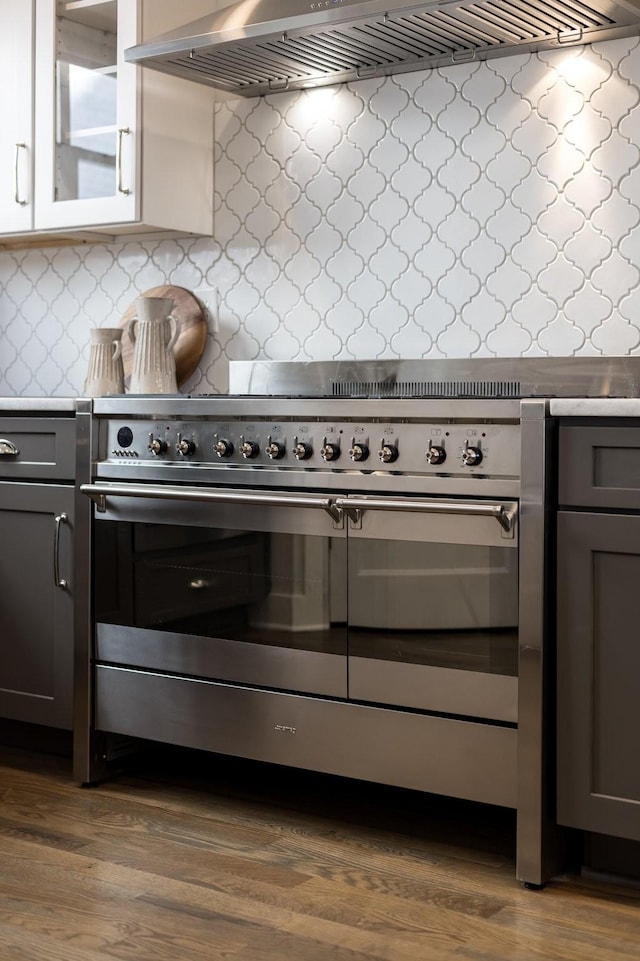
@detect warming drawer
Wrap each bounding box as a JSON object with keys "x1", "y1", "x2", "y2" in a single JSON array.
[{"x1": 95, "y1": 665, "x2": 518, "y2": 809}]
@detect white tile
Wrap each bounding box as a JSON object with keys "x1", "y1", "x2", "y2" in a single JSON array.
[
  {"x1": 537, "y1": 315, "x2": 585, "y2": 354},
  {"x1": 327, "y1": 298, "x2": 366, "y2": 339},
  {"x1": 512, "y1": 172, "x2": 558, "y2": 221},
  {"x1": 435, "y1": 317, "x2": 481, "y2": 356},
  {"x1": 304, "y1": 324, "x2": 344, "y2": 358},
  {"x1": 344, "y1": 323, "x2": 387, "y2": 358},
  {"x1": 326, "y1": 192, "x2": 368, "y2": 234},
  {"x1": 389, "y1": 318, "x2": 433, "y2": 357},
  {"x1": 537, "y1": 198, "x2": 585, "y2": 246},
  {"x1": 512, "y1": 113, "x2": 558, "y2": 164},
  {"x1": 460, "y1": 290, "x2": 506, "y2": 339},
  {"x1": 346, "y1": 272, "x2": 387, "y2": 314},
  {"x1": 591, "y1": 314, "x2": 640, "y2": 353},
  {"x1": 436, "y1": 265, "x2": 481, "y2": 312},
  {"x1": 369, "y1": 244, "x2": 410, "y2": 287},
  {"x1": 511, "y1": 230, "x2": 558, "y2": 274},
  {"x1": 591, "y1": 252, "x2": 640, "y2": 302},
  {"x1": 485, "y1": 317, "x2": 532, "y2": 356},
  {"x1": 438, "y1": 205, "x2": 482, "y2": 257},
  {"x1": 461, "y1": 182, "x2": 506, "y2": 229},
  {"x1": 563, "y1": 224, "x2": 612, "y2": 273},
  {"x1": 304, "y1": 221, "x2": 344, "y2": 263},
  {"x1": 537, "y1": 258, "x2": 585, "y2": 304},
  {"x1": 510, "y1": 288, "x2": 557, "y2": 337},
  {"x1": 461, "y1": 234, "x2": 505, "y2": 282},
  {"x1": 368, "y1": 189, "x2": 409, "y2": 233},
  {"x1": 326, "y1": 245, "x2": 366, "y2": 288},
  {"x1": 565, "y1": 166, "x2": 613, "y2": 218},
  {"x1": 564, "y1": 288, "x2": 612, "y2": 333},
  {"x1": 283, "y1": 249, "x2": 322, "y2": 289},
  {"x1": 592, "y1": 135, "x2": 639, "y2": 184},
  {"x1": 487, "y1": 203, "x2": 532, "y2": 249},
  {"x1": 536, "y1": 79, "x2": 584, "y2": 130},
  {"x1": 485, "y1": 259, "x2": 532, "y2": 309},
  {"x1": 591, "y1": 192, "x2": 640, "y2": 244},
  {"x1": 463, "y1": 121, "x2": 506, "y2": 168}
]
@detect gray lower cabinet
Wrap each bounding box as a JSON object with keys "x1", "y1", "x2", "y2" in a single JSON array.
[
  {"x1": 0, "y1": 480, "x2": 74, "y2": 729},
  {"x1": 557, "y1": 423, "x2": 640, "y2": 842}
]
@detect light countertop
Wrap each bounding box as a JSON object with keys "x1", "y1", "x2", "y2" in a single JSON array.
[
  {"x1": 550, "y1": 398, "x2": 640, "y2": 417},
  {"x1": 0, "y1": 397, "x2": 77, "y2": 413}
]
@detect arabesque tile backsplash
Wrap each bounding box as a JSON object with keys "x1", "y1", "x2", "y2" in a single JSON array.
[{"x1": 3, "y1": 38, "x2": 640, "y2": 396}]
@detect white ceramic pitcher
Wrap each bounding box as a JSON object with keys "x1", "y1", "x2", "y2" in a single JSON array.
[
  {"x1": 83, "y1": 327, "x2": 124, "y2": 397},
  {"x1": 126, "y1": 297, "x2": 181, "y2": 394}
]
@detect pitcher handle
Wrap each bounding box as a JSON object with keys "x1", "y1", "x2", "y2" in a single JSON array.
[
  {"x1": 112, "y1": 338, "x2": 122, "y2": 361},
  {"x1": 126, "y1": 316, "x2": 138, "y2": 344},
  {"x1": 166, "y1": 314, "x2": 180, "y2": 352}
]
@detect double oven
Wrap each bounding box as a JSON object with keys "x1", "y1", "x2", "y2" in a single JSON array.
[{"x1": 75, "y1": 358, "x2": 558, "y2": 886}]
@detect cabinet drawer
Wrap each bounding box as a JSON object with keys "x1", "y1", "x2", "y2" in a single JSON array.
[
  {"x1": 0, "y1": 417, "x2": 75, "y2": 480},
  {"x1": 559, "y1": 425, "x2": 640, "y2": 509}
]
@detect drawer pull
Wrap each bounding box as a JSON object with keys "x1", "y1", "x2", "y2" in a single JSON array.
[
  {"x1": 188, "y1": 577, "x2": 211, "y2": 590},
  {"x1": 0, "y1": 439, "x2": 19, "y2": 456}
]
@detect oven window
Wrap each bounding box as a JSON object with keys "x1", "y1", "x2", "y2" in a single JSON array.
[
  {"x1": 94, "y1": 521, "x2": 347, "y2": 656},
  {"x1": 346, "y1": 538, "x2": 518, "y2": 677}
]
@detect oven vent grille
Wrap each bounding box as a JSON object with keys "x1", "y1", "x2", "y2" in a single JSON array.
[{"x1": 332, "y1": 379, "x2": 522, "y2": 398}]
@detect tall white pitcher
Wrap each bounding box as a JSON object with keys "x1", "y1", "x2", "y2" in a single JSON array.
[
  {"x1": 83, "y1": 327, "x2": 124, "y2": 397},
  {"x1": 127, "y1": 297, "x2": 181, "y2": 394}
]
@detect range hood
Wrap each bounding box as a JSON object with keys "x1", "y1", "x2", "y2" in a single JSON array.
[{"x1": 125, "y1": 0, "x2": 640, "y2": 98}]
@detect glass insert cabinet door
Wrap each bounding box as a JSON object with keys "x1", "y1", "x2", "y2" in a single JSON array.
[
  {"x1": 34, "y1": 0, "x2": 138, "y2": 229},
  {"x1": 0, "y1": 0, "x2": 34, "y2": 233}
]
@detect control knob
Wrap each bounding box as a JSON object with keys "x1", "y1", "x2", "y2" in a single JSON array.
[
  {"x1": 348, "y1": 438, "x2": 369, "y2": 462},
  {"x1": 378, "y1": 440, "x2": 399, "y2": 464},
  {"x1": 426, "y1": 443, "x2": 446, "y2": 465},
  {"x1": 239, "y1": 437, "x2": 260, "y2": 459},
  {"x1": 175, "y1": 433, "x2": 196, "y2": 456},
  {"x1": 461, "y1": 440, "x2": 483, "y2": 467},
  {"x1": 293, "y1": 437, "x2": 313, "y2": 460},
  {"x1": 148, "y1": 433, "x2": 168, "y2": 456},
  {"x1": 265, "y1": 436, "x2": 286, "y2": 460},
  {"x1": 213, "y1": 438, "x2": 234, "y2": 458},
  {"x1": 320, "y1": 438, "x2": 340, "y2": 462}
]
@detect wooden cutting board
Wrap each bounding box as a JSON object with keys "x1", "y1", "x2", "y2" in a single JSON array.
[{"x1": 119, "y1": 285, "x2": 207, "y2": 389}]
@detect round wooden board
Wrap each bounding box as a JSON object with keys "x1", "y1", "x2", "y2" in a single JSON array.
[{"x1": 119, "y1": 285, "x2": 207, "y2": 389}]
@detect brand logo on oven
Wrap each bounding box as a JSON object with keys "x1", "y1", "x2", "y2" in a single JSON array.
[{"x1": 274, "y1": 724, "x2": 297, "y2": 734}]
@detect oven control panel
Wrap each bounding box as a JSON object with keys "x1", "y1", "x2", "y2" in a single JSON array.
[{"x1": 101, "y1": 418, "x2": 521, "y2": 479}]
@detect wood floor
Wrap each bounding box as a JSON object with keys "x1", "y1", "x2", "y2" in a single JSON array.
[{"x1": 0, "y1": 743, "x2": 639, "y2": 961}]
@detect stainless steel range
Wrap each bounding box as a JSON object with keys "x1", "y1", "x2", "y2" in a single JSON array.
[{"x1": 74, "y1": 357, "x2": 640, "y2": 887}]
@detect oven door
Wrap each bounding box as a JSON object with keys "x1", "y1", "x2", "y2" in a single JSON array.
[
  {"x1": 84, "y1": 483, "x2": 347, "y2": 698},
  {"x1": 338, "y1": 496, "x2": 519, "y2": 723}
]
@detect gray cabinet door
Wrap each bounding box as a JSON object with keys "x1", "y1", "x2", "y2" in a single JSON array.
[
  {"x1": 0, "y1": 482, "x2": 74, "y2": 728},
  {"x1": 557, "y1": 510, "x2": 640, "y2": 840}
]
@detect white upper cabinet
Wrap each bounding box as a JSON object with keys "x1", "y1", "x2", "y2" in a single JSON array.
[
  {"x1": 1, "y1": 0, "x2": 215, "y2": 242},
  {"x1": 0, "y1": 0, "x2": 34, "y2": 234}
]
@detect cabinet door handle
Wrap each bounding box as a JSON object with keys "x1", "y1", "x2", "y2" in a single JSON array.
[
  {"x1": 54, "y1": 513, "x2": 69, "y2": 591},
  {"x1": 14, "y1": 143, "x2": 27, "y2": 206},
  {"x1": 117, "y1": 127, "x2": 131, "y2": 196},
  {"x1": 0, "y1": 439, "x2": 19, "y2": 456}
]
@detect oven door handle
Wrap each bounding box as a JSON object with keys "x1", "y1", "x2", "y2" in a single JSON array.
[
  {"x1": 80, "y1": 482, "x2": 344, "y2": 523},
  {"x1": 333, "y1": 496, "x2": 518, "y2": 533}
]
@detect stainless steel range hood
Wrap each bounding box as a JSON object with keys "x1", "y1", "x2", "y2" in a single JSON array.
[{"x1": 125, "y1": 0, "x2": 640, "y2": 98}]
